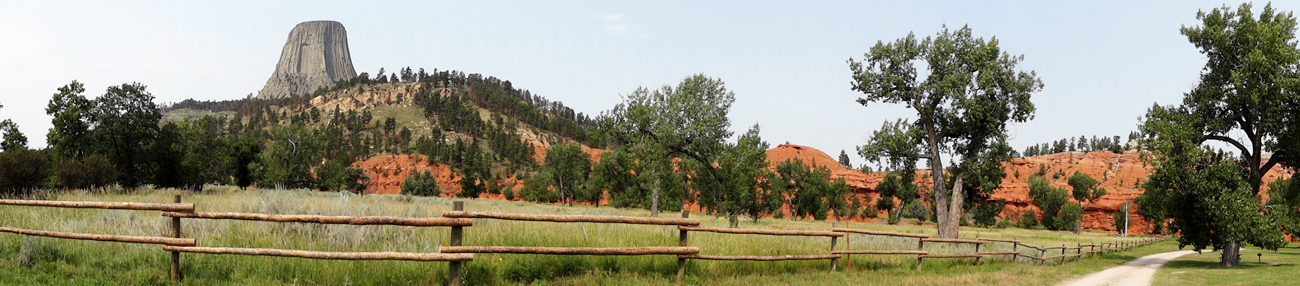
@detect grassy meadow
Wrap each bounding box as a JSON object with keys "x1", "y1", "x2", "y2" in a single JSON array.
[{"x1": 0, "y1": 187, "x2": 1169, "y2": 285}]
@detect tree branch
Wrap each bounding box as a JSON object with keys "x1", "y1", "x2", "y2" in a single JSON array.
[
  {"x1": 1261, "y1": 150, "x2": 1286, "y2": 177},
  {"x1": 1201, "y1": 135, "x2": 1252, "y2": 157}
]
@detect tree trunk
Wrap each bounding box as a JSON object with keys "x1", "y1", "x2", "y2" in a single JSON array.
[
  {"x1": 946, "y1": 176, "x2": 963, "y2": 236},
  {"x1": 1221, "y1": 240, "x2": 1241, "y2": 267},
  {"x1": 923, "y1": 119, "x2": 956, "y2": 238}
]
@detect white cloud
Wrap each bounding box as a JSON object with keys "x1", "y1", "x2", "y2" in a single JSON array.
[{"x1": 596, "y1": 12, "x2": 648, "y2": 39}]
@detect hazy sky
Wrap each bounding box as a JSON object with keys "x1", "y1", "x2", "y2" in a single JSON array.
[{"x1": 2, "y1": 1, "x2": 1290, "y2": 167}]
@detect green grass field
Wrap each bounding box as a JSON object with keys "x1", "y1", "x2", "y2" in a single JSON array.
[
  {"x1": 0, "y1": 188, "x2": 1168, "y2": 285},
  {"x1": 1153, "y1": 243, "x2": 1300, "y2": 286}
]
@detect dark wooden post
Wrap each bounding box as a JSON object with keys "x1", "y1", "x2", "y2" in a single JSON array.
[
  {"x1": 677, "y1": 211, "x2": 690, "y2": 283},
  {"x1": 829, "y1": 222, "x2": 838, "y2": 271},
  {"x1": 1012, "y1": 240, "x2": 1019, "y2": 263},
  {"x1": 1059, "y1": 245, "x2": 1066, "y2": 265},
  {"x1": 915, "y1": 239, "x2": 925, "y2": 271},
  {"x1": 448, "y1": 201, "x2": 464, "y2": 286},
  {"x1": 973, "y1": 242, "x2": 982, "y2": 264},
  {"x1": 170, "y1": 195, "x2": 182, "y2": 281},
  {"x1": 1076, "y1": 243, "x2": 1082, "y2": 262}
]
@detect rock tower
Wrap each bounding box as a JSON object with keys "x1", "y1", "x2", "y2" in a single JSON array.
[{"x1": 257, "y1": 21, "x2": 357, "y2": 99}]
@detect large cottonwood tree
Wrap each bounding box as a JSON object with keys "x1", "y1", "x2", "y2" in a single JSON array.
[
  {"x1": 850, "y1": 26, "x2": 1042, "y2": 238},
  {"x1": 1141, "y1": 3, "x2": 1300, "y2": 267}
]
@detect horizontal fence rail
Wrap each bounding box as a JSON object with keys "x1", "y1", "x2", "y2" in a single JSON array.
[
  {"x1": 162, "y1": 245, "x2": 473, "y2": 261},
  {"x1": 439, "y1": 246, "x2": 700, "y2": 255},
  {"x1": 679, "y1": 226, "x2": 845, "y2": 237},
  {"x1": 162, "y1": 211, "x2": 472, "y2": 227},
  {"x1": 833, "y1": 250, "x2": 927, "y2": 255},
  {"x1": 0, "y1": 199, "x2": 194, "y2": 212},
  {"x1": 0, "y1": 226, "x2": 196, "y2": 246},
  {"x1": 920, "y1": 238, "x2": 987, "y2": 244},
  {"x1": 680, "y1": 254, "x2": 842, "y2": 261},
  {"x1": 440, "y1": 210, "x2": 700, "y2": 226},
  {"x1": 831, "y1": 227, "x2": 929, "y2": 238}
]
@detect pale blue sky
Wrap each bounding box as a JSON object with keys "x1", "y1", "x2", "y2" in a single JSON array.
[{"x1": 2, "y1": 1, "x2": 1289, "y2": 167}]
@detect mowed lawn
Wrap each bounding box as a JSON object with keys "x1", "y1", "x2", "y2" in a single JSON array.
[
  {"x1": 1154, "y1": 243, "x2": 1300, "y2": 286},
  {"x1": 0, "y1": 188, "x2": 1172, "y2": 285}
]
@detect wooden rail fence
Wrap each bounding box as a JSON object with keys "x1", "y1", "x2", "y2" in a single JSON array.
[{"x1": 0, "y1": 197, "x2": 1168, "y2": 286}]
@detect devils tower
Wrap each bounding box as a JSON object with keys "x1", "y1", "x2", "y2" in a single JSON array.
[{"x1": 257, "y1": 21, "x2": 357, "y2": 99}]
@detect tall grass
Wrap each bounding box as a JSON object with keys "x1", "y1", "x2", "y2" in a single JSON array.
[{"x1": 0, "y1": 187, "x2": 1155, "y2": 285}]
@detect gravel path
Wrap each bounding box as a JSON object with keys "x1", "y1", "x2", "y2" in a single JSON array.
[{"x1": 1056, "y1": 250, "x2": 1196, "y2": 286}]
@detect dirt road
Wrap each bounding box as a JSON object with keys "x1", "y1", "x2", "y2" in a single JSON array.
[{"x1": 1056, "y1": 250, "x2": 1196, "y2": 286}]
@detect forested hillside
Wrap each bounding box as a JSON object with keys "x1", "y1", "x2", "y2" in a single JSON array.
[{"x1": 2, "y1": 67, "x2": 598, "y2": 197}]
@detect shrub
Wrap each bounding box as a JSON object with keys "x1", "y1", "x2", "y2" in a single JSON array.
[
  {"x1": 55, "y1": 154, "x2": 118, "y2": 190},
  {"x1": 887, "y1": 207, "x2": 902, "y2": 225},
  {"x1": 900, "y1": 200, "x2": 930, "y2": 221},
  {"x1": 0, "y1": 148, "x2": 50, "y2": 195},
  {"x1": 860, "y1": 198, "x2": 878, "y2": 219},
  {"x1": 1112, "y1": 210, "x2": 1129, "y2": 234},
  {"x1": 1016, "y1": 209, "x2": 1040, "y2": 229},
  {"x1": 400, "y1": 171, "x2": 440, "y2": 197}
]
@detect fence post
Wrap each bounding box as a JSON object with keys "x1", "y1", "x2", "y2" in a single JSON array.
[
  {"x1": 1039, "y1": 248, "x2": 1046, "y2": 266},
  {"x1": 915, "y1": 239, "x2": 924, "y2": 271},
  {"x1": 1012, "y1": 239, "x2": 1019, "y2": 263},
  {"x1": 829, "y1": 222, "x2": 838, "y2": 272},
  {"x1": 448, "y1": 201, "x2": 464, "y2": 286},
  {"x1": 1076, "y1": 243, "x2": 1082, "y2": 262},
  {"x1": 1059, "y1": 245, "x2": 1066, "y2": 265},
  {"x1": 170, "y1": 195, "x2": 183, "y2": 281},
  {"x1": 845, "y1": 222, "x2": 852, "y2": 271},
  {"x1": 973, "y1": 242, "x2": 982, "y2": 264},
  {"x1": 677, "y1": 211, "x2": 689, "y2": 284}
]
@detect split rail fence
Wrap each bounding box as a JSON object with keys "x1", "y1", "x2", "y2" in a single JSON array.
[{"x1": 0, "y1": 197, "x2": 1166, "y2": 286}]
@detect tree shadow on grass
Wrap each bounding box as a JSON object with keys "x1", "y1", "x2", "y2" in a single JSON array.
[{"x1": 1160, "y1": 260, "x2": 1289, "y2": 270}]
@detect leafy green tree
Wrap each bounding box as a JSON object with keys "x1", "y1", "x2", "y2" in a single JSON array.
[
  {"x1": 521, "y1": 174, "x2": 558, "y2": 203},
  {"x1": 850, "y1": 24, "x2": 1044, "y2": 238},
  {"x1": 0, "y1": 118, "x2": 24, "y2": 152},
  {"x1": 601, "y1": 74, "x2": 738, "y2": 216},
  {"x1": 0, "y1": 100, "x2": 25, "y2": 152},
  {"x1": 1141, "y1": 3, "x2": 1300, "y2": 267},
  {"x1": 1028, "y1": 175, "x2": 1071, "y2": 231},
  {"x1": 90, "y1": 83, "x2": 162, "y2": 189},
  {"x1": 256, "y1": 124, "x2": 323, "y2": 189},
  {"x1": 971, "y1": 199, "x2": 1006, "y2": 228},
  {"x1": 1133, "y1": 183, "x2": 1168, "y2": 234},
  {"x1": 713, "y1": 124, "x2": 779, "y2": 226},
  {"x1": 1067, "y1": 171, "x2": 1106, "y2": 222},
  {"x1": 826, "y1": 178, "x2": 853, "y2": 221},
  {"x1": 229, "y1": 139, "x2": 261, "y2": 190},
  {"x1": 774, "y1": 159, "x2": 833, "y2": 221},
  {"x1": 589, "y1": 149, "x2": 641, "y2": 208},
  {"x1": 541, "y1": 143, "x2": 591, "y2": 206},
  {"x1": 1267, "y1": 177, "x2": 1300, "y2": 239}
]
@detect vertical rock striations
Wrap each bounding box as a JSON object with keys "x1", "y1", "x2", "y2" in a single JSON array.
[{"x1": 258, "y1": 21, "x2": 357, "y2": 99}]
